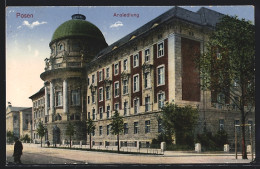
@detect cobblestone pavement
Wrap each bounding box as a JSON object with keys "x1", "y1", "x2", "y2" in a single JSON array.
[{"x1": 6, "y1": 144, "x2": 254, "y2": 165}]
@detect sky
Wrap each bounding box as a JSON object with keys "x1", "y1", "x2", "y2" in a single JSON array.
[{"x1": 6, "y1": 6, "x2": 254, "y2": 107}]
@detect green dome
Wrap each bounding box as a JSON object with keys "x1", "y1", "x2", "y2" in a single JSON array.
[{"x1": 50, "y1": 15, "x2": 106, "y2": 45}]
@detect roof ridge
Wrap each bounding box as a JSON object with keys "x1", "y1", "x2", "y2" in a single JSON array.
[{"x1": 92, "y1": 6, "x2": 223, "y2": 63}]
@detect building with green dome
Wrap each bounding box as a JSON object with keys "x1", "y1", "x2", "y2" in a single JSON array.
[
  {"x1": 30, "y1": 14, "x2": 108, "y2": 145},
  {"x1": 30, "y1": 7, "x2": 254, "y2": 151}
]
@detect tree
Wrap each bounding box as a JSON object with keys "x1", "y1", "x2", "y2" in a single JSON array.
[
  {"x1": 36, "y1": 121, "x2": 46, "y2": 147},
  {"x1": 198, "y1": 15, "x2": 255, "y2": 159},
  {"x1": 86, "y1": 119, "x2": 95, "y2": 149},
  {"x1": 6, "y1": 130, "x2": 14, "y2": 144},
  {"x1": 160, "y1": 102, "x2": 199, "y2": 146},
  {"x1": 110, "y1": 110, "x2": 124, "y2": 152},
  {"x1": 21, "y1": 134, "x2": 31, "y2": 143},
  {"x1": 66, "y1": 122, "x2": 75, "y2": 148}
]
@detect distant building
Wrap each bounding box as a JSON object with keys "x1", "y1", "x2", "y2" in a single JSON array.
[
  {"x1": 6, "y1": 104, "x2": 32, "y2": 140},
  {"x1": 29, "y1": 7, "x2": 255, "y2": 148},
  {"x1": 29, "y1": 87, "x2": 46, "y2": 143}
]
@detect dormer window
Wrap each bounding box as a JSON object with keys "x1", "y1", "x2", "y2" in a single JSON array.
[
  {"x1": 130, "y1": 35, "x2": 136, "y2": 41},
  {"x1": 112, "y1": 46, "x2": 118, "y2": 50},
  {"x1": 151, "y1": 23, "x2": 159, "y2": 29},
  {"x1": 72, "y1": 42, "x2": 80, "y2": 51}
]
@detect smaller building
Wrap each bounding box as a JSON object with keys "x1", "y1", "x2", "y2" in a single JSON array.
[
  {"x1": 29, "y1": 87, "x2": 47, "y2": 144},
  {"x1": 6, "y1": 104, "x2": 32, "y2": 140}
]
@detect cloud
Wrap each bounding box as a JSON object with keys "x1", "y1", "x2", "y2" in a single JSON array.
[
  {"x1": 110, "y1": 21, "x2": 123, "y2": 28},
  {"x1": 17, "y1": 26, "x2": 22, "y2": 29},
  {"x1": 22, "y1": 20, "x2": 47, "y2": 29},
  {"x1": 8, "y1": 10, "x2": 15, "y2": 13}
]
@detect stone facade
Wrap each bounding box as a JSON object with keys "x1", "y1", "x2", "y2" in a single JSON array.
[
  {"x1": 29, "y1": 7, "x2": 255, "y2": 149},
  {"x1": 6, "y1": 105, "x2": 32, "y2": 140}
]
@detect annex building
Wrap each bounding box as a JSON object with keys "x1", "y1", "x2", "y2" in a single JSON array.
[
  {"x1": 29, "y1": 7, "x2": 255, "y2": 148},
  {"x1": 6, "y1": 103, "x2": 32, "y2": 139}
]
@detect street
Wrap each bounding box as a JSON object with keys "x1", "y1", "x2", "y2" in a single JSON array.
[{"x1": 6, "y1": 143, "x2": 253, "y2": 165}]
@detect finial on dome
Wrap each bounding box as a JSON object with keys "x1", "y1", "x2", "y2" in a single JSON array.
[{"x1": 72, "y1": 14, "x2": 86, "y2": 20}]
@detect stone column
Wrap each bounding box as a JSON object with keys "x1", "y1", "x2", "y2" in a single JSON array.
[
  {"x1": 50, "y1": 81, "x2": 54, "y2": 115},
  {"x1": 63, "y1": 79, "x2": 68, "y2": 113},
  {"x1": 45, "y1": 86, "x2": 48, "y2": 115}
]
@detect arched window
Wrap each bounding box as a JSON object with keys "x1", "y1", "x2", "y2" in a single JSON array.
[{"x1": 59, "y1": 44, "x2": 64, "y2": 51}]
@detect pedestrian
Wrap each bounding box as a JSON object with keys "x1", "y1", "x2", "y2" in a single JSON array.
[
  {"x1": 13, "y1": 137, "x2": 23, "y2": 164},
  {"x1": 47, "y1": 140, "x2": 50, "y2": 147}
]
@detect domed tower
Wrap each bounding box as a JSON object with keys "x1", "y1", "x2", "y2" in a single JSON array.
[{"x1": 40, "y1": 14, "x2": 107, "y2": 144}]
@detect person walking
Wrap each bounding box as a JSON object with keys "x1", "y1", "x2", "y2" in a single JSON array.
[
  {"x1": 47, "y1": 140, "x2": 50, "y2": 147},
  {"x1": 13, "y1": 137, "x2": 23, "y2": 164}
]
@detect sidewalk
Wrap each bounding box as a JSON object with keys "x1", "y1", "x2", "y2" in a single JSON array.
[
  {"x1": 20, "y1": 143, "x2": 255, "y2": 159},
  {"x1": 6, "y1": 144, "x2": 254, "y2": 164}
]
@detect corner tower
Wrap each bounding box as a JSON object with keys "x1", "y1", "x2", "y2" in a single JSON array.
[{"x1": 40, "y1": 14, "x2": 107, "y2": 144}]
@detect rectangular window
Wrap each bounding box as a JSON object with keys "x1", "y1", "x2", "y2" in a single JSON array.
[
  {"x1": 47, "y1": 94, "x2": 50, "y2": 108},
  {"x1": 219, "y1": 119, "x2": 224, "y2": 131},
  {"x1": 57, "y1": 91, "x2": 63, "y2": 106},
  {"x1": 99, "y1": 126, "x2": 103, "y2": 136},
  {"x1": 133, "y1": 74, "x2": 139, "y2": 92},
  {"x1": 134, "y1": 122, "x2": 139, "y2": 134},
  {"x1": 87, "y1": 78, "x2": 90, "y2": 86},
  {"x1": 158, "y1": 42, "x2": 164, "y2": 57},
  {"x1": 123, "y1": 101, "x2": 128, "y2": 116},
  {"x1": 106, "y1": 67, "x2": 110, "y2": 78},
  {"x1": 92, "y1": 109, "x2": 95, "y2": 120},
  {"x1": 145, "y1": 96, "x2": 150, "y2": 112},
  {"x1": 158, "y1": 66, "x2": 165, "y2": 86},
  {"x1": 158, "y1": 93, "x2": 165, "y2": 109},
  {"x1": 248, "y1": 120, "x2": 253, "y2": 132},
  {"x1": 88, "y1": 112, "x2": 90, "y2": 119},
  {"x1": 124, "y1": 123, "x2": 128, "y2": 135},
  {"x1": 134, "y1": 98, "x2": 139, "y2": 114},
  {"x1": 133, "y1": 54, "x2": 139, "y2": 67},
  {"x1": 107, "y1": 125, "x2": 110, "y2": 135},
  {"x1": 216, "y1": 48, "x2": 222, "y2": 60},
  {"x1": 105, "y1": 86, "x2": 110, "y2": 100},
  {"x1": 145, "y1": 120, "x2": 150, "y2": 133},
  {"x1": 114, "y1": 63, "x2": 119, "y2": 75},
  {"x1": 106, "y1": 105, "x2": 110, "y2": 118},
  {"x1": 71, "y1": 90, "x2": 80, "y2": 105},
  {"x1": 114, "y1": 82, "x2": 119, "y2": 97},
  {"x1": 115, "y1": 103, "x2": 119, "y2": 112},
  {"x1": 144, "y1": 72, "x2": 151, "y2": 88},
  {"x1": 123, "y1": 80, "x2": 128, "y2": 94},
  {"x1": 99, "y1": 88, "x2": 103, "y2": 101},
  {"x1": 99, "y1": 71, "x2": 103, "y2": 82},
  {"x1": 123, "y1": 59, "x2": 128, "y2": 71},
  {"x1": 91, "y1": 92, "x2": 95, "y2": 103},
  {"x1": 99, "y1": 107, "x2": 103, "y2": 119},
  {"x1": 88, "y1": 96, "x2": 90, "y2": 104},
  {"x1": 217, "y1": 93, "x2": 225, "y2": 105},
  {"x1": 145, "y1": 49, "x2": 150, "y2": 62},
  {"x1": 92, "y1": 74, "x2": 95, "y2": 84}
]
